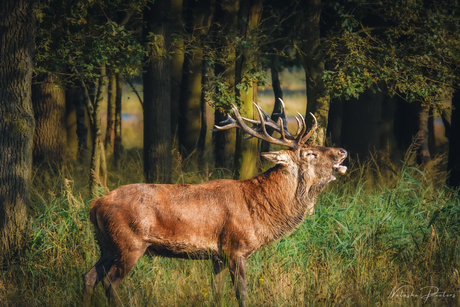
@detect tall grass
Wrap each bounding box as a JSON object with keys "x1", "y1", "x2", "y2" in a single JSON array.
[{"x1": 1, "y1": 151, "x2": 459, "y2": 306}]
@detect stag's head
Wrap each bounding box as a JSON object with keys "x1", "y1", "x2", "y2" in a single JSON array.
[{"x1": 213, "y1": 99, "x2": 347, "y2": 185}]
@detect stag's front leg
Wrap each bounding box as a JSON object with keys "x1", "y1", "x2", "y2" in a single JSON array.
[{"x1": 229, "y1": 255, "x2": 247, "y2": 307}]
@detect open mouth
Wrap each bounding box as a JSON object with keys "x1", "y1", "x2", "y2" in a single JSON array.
[{"x1": 333, "y1": 157, "x2": 347, "y2": 175}]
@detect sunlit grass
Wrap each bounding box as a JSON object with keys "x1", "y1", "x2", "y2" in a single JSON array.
[{"x1": 1, "y1": 150, "x2": 459, "y2": 306}]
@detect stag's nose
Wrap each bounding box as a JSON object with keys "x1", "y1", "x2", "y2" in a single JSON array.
[{"x1": 339, "y1": 149, "x2": 347, "y2": 157}]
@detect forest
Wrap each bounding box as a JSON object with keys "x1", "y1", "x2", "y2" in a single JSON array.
[{"x1": 1, "y1": 0, "x2": 460, "y2": 306}]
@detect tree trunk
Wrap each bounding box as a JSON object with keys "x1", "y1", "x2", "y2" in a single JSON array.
[
  {"x1": 299, "y1": 0, "x2": 329, "y2": 146},
  {"x1": 88, "y1": 69, "x2": 108, "y2": 196},
  {"x1": 212, "y1": 0, "x2": 239, "y2": 170},
  {"x1": 340, "y1": 88, "x2": 397, "y2": 160},
  {"x1": 394, "y1": 97, "x2": 419, "y2": 154},
  {"x1": 170, "y1": 0, "x2": 185, "y2": 138},
  {"x1": 78, "y1": 66, "x2": 108, "y2": 196},
  {"x1": 32, "y1": 73, "x2": 67, "y2": 170},
  {"x1": 234, "y1": 86, "x2": 259, "y2": 179},
  {"x1": 0, "y1": 0, "x2": 36, "y2": 262},
  {"x1": 113, "y1": 73, "x2": 123, "y2": 169},
  {"x1": 261, "y1": 54, "x2": 283, "y2": 153},
  {"x1": 417, "y1": 105, "x2": 431, "y2": 164},
  {"x1": 143, "y1": 0, "x2": 172, "y2": 183},
  {"x1": 105, "y1": 73, "x2": 116, "y2": 156},
  {"x1": 65, "y1": 86, "x2": 89, "y2": 160},
  {"x1": 448, "y1": 90, "x2": 460, "y2": 188},
  {"x1": 198, "y1": 58, "x2": 213, "y2": 169},
  {"x1": 233, "y1": 0, "x2": 263, "y2": 180},
  {"x1": 326, "y1": 98, "x2": 343, "y2": 146},
  {"x1": 178, "y1": 48, "x2": 205, "y2": 157},
  {"x1": 213, "y1": 109, "x2": 233, "y2": 169},
  {"x1": 178, "y1": 0, "x2": 214, "y2": 158}
]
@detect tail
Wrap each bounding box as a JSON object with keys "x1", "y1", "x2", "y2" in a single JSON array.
[
  {"x1": 89, "y1": 199, "x2": 100, "y2": 229},
  {"x1": 89, "y1": 198, "x2": 109, "y2": 251}
]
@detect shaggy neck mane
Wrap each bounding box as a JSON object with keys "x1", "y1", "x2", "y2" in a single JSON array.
[{"x1": 241, "y1": 164, "x2": 320, "y2": 245}]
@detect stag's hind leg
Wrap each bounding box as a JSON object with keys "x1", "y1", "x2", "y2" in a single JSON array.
[
  {"x1": 83, "y1": 255, "x2": 116, "y2": 307},
  {"x1": 101, "y1": 247, "x2": 146, "y2": 306}
]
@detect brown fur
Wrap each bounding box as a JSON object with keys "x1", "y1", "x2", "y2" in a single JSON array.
[{"x1": 82, "y1": 145, "x2": 347, "y2": 307}]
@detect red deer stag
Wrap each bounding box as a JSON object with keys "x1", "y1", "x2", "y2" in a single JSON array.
[{"x1": 82, "y1": 99, "x2": 347, "y2": 307}]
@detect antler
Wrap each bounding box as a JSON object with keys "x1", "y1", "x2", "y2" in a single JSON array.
[{"x1": 212, "y1": 99, "x2": 318, "y2": 148}]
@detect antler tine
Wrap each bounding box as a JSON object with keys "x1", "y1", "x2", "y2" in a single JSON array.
[
  {"x1": 295, "y1": 112, "x2": 307, "y2": 141},
  {"x1": 278, "y1": 117, "x2": 287, "y2": 141},
  {"x1": 211, "y1": 114, "x2": 239, "y2": 131},
  {"x1": 300, "y1": 112, "x2": 318, "y2": 144},
  {"x1": 294, "y1": 116, "x2": 302, "y2": 137},
  {"x1": 279, "y1": 98, "x2": 286, "y2": 111},
  {"x1": 274, "y1": 98, "x2": 289, "y2": 133},
  {"x1": 253, "y1": 102, "x2": 271, "y2": 137}
]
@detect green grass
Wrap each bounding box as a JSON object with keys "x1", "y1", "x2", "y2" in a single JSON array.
[{"x1": 1, "y1": 151, "x2": 459, "y2": 306}]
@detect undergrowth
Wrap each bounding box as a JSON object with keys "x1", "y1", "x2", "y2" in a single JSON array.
[{"x1": 0, "y1": 150, "x2": 459, "y2": 306}]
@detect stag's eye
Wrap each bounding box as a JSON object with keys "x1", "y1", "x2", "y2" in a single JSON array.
[{"x1": 302, "y1": 151, "x2": 317, "y2": 159}]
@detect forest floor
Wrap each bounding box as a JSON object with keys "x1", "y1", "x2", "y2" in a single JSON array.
[{"x1": 1, "y1": 148, "x2": 459, "y2": 306}]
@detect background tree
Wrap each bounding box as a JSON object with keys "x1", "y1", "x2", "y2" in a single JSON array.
[
  {"x1": 170, "y1": 0, "x2": 185, "y2": 138},
  {"x1": 178, "y1": 0, "x2": 215, "y2": 159},
  {"x1": 295, "y1": 0, "x2": 329, "y2": 146},
  {"x1": 143, "y1": 0, "x2": 173, "y2": 183},
  {"x1": 105, "y1": 74, "x2": 117, "y2": 155},
  {"x1": 32, "y1": 73, "x2": 67, "y2": 171},
  {"x1": 233, "y1": 0, "x2": 264, "y2": 179},
  {"x1": 113, "y1": 73, "x2": 123, "y2": 169},
  {"x1": 211, "y1": 0, "x2": 240, "y2": 171},
  {"x1": 0, "y1": 0, "x2": 36, "y2": 262}
]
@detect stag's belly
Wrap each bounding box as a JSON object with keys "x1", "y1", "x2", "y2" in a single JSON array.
[{"x1": 145, "y1": 237, "x2": 220, "y2": 260}]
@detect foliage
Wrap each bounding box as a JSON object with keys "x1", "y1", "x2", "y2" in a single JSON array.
[
  {"x1": 202, "y1": 15, "x2": 268, "y2": 113},
  {"x1": 1, "y1": 152, "x2": 459, "y2": 306},
  {"x1": 323, "y1": 0, "x2": 460, "y2": 104},
  {"x1": 34, "y1": 0, "x2": 154, "y2": 84}
]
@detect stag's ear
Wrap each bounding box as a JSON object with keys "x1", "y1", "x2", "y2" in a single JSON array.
[{"x1": 261, "y1": 151, "x2": 291, "y2": 165}]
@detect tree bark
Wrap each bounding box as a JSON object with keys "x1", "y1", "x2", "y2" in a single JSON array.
[
  {"x1": 89, "y1": 69, "x2": 108, "y2": 196},
  {"x1": 198, "y1": 58, "x2": 213, "y2": 169},
  {"x1": 448, "y1": 90, "x2": 460, "y2": 188},
  {"x1": 298, "y1": 0, "x2": 329, "y2": 146},
  {"x1": 212, "y1": 0, "x2": 239, "y2": 170},
  {"x1": 394, "y1": 97, "x2": 419, "y2": 154},
  {"x1": 326, "y1": 98, "x2": 343, "y2": 146},
  {"x1": 113, "y1": 73, "x2": 123, "y2": 169},
  {"x1": 32, "y1": 73, "x2": 67, "y2": 170},
  {"x1": 105, "y1": 73, "x2": 116, "y2": 156},
  {"x1": 178, "y1": 0, "x2": 214, "y2": 158},
  {"x1": 143, "y1": 0, "x2": 172, "y2": 183},
  {"x1": 170, "y1": 0, "x2": 185, "y2": 138},
  {"x1": 417, "y1": 105, "x2": 431, "y2": 164},
  {"x1": 66, "y1": 86, "x2": 89, "y2": 160},
  {"x1": 78, "y1": 66, "x2": 108, "y2": 196},
  {"x1": 233, "y1": 0, "x2": 263, "y2": 180},
  {"x1": 340, "y1": 88, "x2": 398, "y2": 159},
  {"x1": 261, "y1": 54, "x2": 283, "y2": 153},
  {"x1": 0, "y1": 0, "x2": 36, "y2": 262}
]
